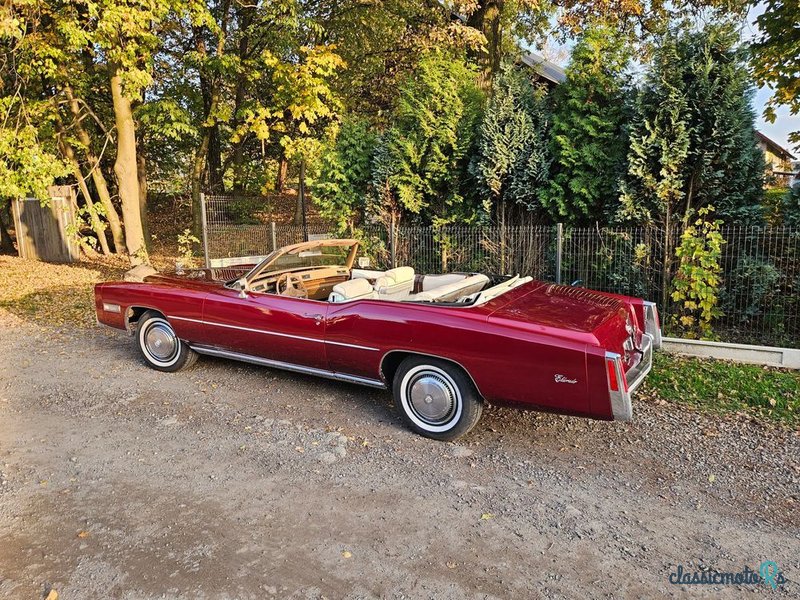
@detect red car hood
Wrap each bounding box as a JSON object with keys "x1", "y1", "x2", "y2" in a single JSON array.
[{"x1": 487, "y1": 282, "x2": 628, "y2": 345}]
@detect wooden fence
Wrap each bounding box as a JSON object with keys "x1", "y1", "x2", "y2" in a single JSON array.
[{"x1": 11, "y1": 186, "x2": 79, "y2": 263}]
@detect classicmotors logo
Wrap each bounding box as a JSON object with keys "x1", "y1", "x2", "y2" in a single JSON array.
[{"x1": 668, "y1": 561, "x2": 787, "y2": 589}]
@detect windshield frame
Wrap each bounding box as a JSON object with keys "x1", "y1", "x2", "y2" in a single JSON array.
[{"x1": 239, "y1": 239, "x2": 359, "y2": 288}]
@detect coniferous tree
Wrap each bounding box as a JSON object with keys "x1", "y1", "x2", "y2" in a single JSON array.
[
  {"x1": 541, "y1": 25, "x2": 631, "y2": 223},
  {"x1": 372, "y1": 52, "x2": 485, "y2": 225},
  {"x1": 682, "y1": 26, "x2": 765, "y2": 222},
  {"x1": 619, "y1": 24, "x2": 764, "y2": 226},
  {"x1": 470, "y1": 61, "x2": 550, "y2": 223},
  {"x1": 312, "y1": 119, "x2": 377, "y2": 233},
  {"x1": 619, "y1": 32, "x2": 690, "y2": 230}
]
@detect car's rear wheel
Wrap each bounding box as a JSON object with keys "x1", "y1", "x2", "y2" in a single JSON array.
[
  {"x1": 136, "y1": 311, "x2": 197, "y2": 372},
  {"x1": 392, "y1": 356, "x2": 483, "y2": 441}
]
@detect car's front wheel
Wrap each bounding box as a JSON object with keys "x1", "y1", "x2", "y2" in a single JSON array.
[
  {"x1": 136, "y1": 311, "x2": 197, "y2": 372},
  {"x1": 392, "y1": 356, "x2": 483, "y2": 441}
]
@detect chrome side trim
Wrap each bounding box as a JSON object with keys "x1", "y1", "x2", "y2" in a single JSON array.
[
  {"x1": 325, "y1": 339, "x2": 381, "y2": 352},
  {"x1": 189, "y1": 345, "x2": 387, "y2": 389},
  {"x1": 168, "y1": 315, "x2": 379, "y2": 352}
]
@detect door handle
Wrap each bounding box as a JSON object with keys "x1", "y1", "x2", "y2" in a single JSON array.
[{"x1": 304, "y1": 313, "x2": 324, "y2": 324}]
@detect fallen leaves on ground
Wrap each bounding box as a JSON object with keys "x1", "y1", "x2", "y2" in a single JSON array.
[{"x1": 0, "y1": 255, "x2": 126, "y2": 328}]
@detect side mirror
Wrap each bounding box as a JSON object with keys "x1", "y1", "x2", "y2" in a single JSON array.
[{"x1": 237, "y1": 277, "x2": 249, "y2": 299}]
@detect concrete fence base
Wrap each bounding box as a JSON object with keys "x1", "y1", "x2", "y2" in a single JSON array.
[{"x1": 662, "y1": 337, "x2": 800, "y2": 370}]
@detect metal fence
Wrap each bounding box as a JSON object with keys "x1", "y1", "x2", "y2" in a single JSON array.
[{"x1": 202, "y1": 195, "x2": 800, "y2": 349}]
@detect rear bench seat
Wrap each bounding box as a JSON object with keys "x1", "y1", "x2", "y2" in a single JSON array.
[
  {"x1": 374, "y1": 267, "x2": 415, "y2": 299},
  {"x1": 413, "y1": 274, "x2": 490, "y2": 302}
]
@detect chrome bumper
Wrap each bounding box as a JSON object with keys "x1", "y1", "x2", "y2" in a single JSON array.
[
  {"x1": 608, "y1": 333, "x2": 654, "y2": 421},
  {"x1": 627, "y1": 333, "x2": 654, "y2": 394}
]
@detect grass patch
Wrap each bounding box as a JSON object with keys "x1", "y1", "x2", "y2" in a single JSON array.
[{"x1": 643, "y1": 353, "x2": 799, "y2": 427}]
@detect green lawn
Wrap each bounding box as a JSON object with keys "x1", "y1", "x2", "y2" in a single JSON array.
[{"x1": 642, "y1": 353, "x2": 800, "y2": 427}]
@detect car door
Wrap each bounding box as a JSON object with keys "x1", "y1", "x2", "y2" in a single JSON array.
[{"x1": 201, "y1": 285, "x2": 329, "y2": 370}]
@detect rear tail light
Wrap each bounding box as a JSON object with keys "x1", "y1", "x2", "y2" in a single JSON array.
[
  {"x1": 606, "y1": 355, "x2": 628, "y2": 392},
  {"x1": 606, "y1": 358, "x2": 619, "y2": 391}
]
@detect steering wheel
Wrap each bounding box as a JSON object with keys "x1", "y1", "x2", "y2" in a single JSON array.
[{"x1": 276, "y1": 272, "x2": 308, "y2": 299}]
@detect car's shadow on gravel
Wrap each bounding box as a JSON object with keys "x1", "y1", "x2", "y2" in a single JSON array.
[{"x1": 191, "y1": 353, "x2": 401, "y2": 426}]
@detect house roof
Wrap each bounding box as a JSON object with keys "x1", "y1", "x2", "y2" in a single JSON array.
[
  {"x1": 520, "y1": 52, "x2": 566, "y2": 85},
  {"x1": 756, "y1": 131, "x2": 795, "y2": 160}
]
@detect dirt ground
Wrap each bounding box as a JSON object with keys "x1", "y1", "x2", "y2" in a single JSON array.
[{"x1": 0, "y1": 309, "x2": 798, "y2": 599}]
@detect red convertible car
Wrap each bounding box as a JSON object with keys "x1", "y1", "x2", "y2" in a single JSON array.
[{"x1": 95, "y1": 239, "x2": 660, "y2": 440}]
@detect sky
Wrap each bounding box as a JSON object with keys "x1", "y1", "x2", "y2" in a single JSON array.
[{"x1": 745, "y1": 4, "x2": 798, "y2": 155}]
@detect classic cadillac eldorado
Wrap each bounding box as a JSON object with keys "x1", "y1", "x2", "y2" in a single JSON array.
[{"x1": 94, "y1": 239, "x2": 661, "y2": 440}]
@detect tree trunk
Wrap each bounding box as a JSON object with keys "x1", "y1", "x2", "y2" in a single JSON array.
[
  {"x1": 191, "y1": 131, "x2": 211, "y2": 238},
  {"x1": 684, "y1": 170, "x2": 697, "y2": 224},
  {"x1": 661, "y1": 203, "x2": 672, "y2": 315},
  {"x1": 137, "y1": 147, "x2": 151, "y2": 250},
  {"x1": 293, "y1": 192, "x2": 303, "y2": 225},
  {"x1": 294, "y1": 160, "x2": 307, "y2": 229},
  {"x1": 110, "y1": 68, "x2": 148, "y2": 265},
  {"x1": 208, "y1": 126, "x2": 223, "y2": 193},
  {"x1": 63, "y1": 85, "x2": 125, "y2": 254},
  {"x1": 231, "y1": 1, "x2": 254, "y2": 192},
  {"x1": 467, "y1": 0, "x2": 504, "y2": 89},
  {"x1": 190, "y1": 1, "x2": 232, "y2": 234},
  {"x1": 0, "y1": 201, "x2": 15, "y2": 254},
  {"x1": 276, "y1": 154, "x2": 289, "y2": 193},
  {"x1": 231, "y1": 141, "x2": 245, "y2": 192},
  {"x1": 58, "y1": 133, "x2": 111, "y2": 255}
]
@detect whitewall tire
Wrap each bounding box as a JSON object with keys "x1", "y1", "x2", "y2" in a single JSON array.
[
  {"x1": 136, "y1": 311, "x2": 197, "y2": 372},
  {"x1": 392, "y1": 356, "x2": 483, "y2": 441}
]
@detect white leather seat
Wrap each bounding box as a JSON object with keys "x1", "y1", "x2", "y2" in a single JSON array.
[
  {"x1": 413, "y1": 274, "x2": 490, "y2": 303},
  {"x1": 374, "y1": 267, "x2": 415, "y2": 299},
  {"x1": 351, "y1": 268, "x2": 385, "y2": 280},
  {"x1": 418, "y1": 273, "x2": 469, "y2": 291},
  {"x1": 328, "y1": 278, "x2": 378, "y2": 303}
]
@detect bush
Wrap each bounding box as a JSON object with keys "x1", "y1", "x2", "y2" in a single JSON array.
[
  {"x1": 781, "y1": 184, "x2": 800, "y2": 226},
  {"x1": 670, "y1": 207, "x2": 725, "y2": 339},
  {"x1": 763, "y1": 187, "x2": 789, "y2": 224},
  {"x1": 721, "y1": 256, "x2": 781, "y2": 321},
  {"x1": 226, "y1": 197, "x2": 268, "y2": 224}
]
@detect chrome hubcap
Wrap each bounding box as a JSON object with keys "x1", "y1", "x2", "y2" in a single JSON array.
[
  {"x1": 408, "y1": 372, "x2": 456, "y2": 425},
  {"x1": 145, "y1": 323, "x2": 178, "y2": 362}
]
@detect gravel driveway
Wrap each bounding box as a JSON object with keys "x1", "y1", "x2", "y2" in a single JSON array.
[{"x1": 0, "y1": 310, "x2": 798, "y2": 598}]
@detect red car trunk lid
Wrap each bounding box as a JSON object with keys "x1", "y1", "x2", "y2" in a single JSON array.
[{"x1": 487, "y1": 282, "x2": 633, "y2": 353}]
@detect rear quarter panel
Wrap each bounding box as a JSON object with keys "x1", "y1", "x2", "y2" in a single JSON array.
[
  {"x1": 95, "y1": 281, "x2": 207, "y2": 342},
  {"x1": 326, "y1": 300, "x2": 606, "y2": 419}
]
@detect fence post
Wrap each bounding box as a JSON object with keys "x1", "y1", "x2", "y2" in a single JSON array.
[
  {"x1": 270, "y1": 221, "x2": 277, "y2": 251},
  {"x1": 555, "y1": 222, "x2": 563, "y2": 284},
  {"x1": 389, "y1": 214, "x2": 396, "y2": 270},
  {"x1": 200, "y1": 192, "x2": 210, "y2": 268}
]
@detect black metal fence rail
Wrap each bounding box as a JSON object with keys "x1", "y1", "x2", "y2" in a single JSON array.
[{"x1": 201, "y1": 196, "x2": 800, "y2": 349}]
